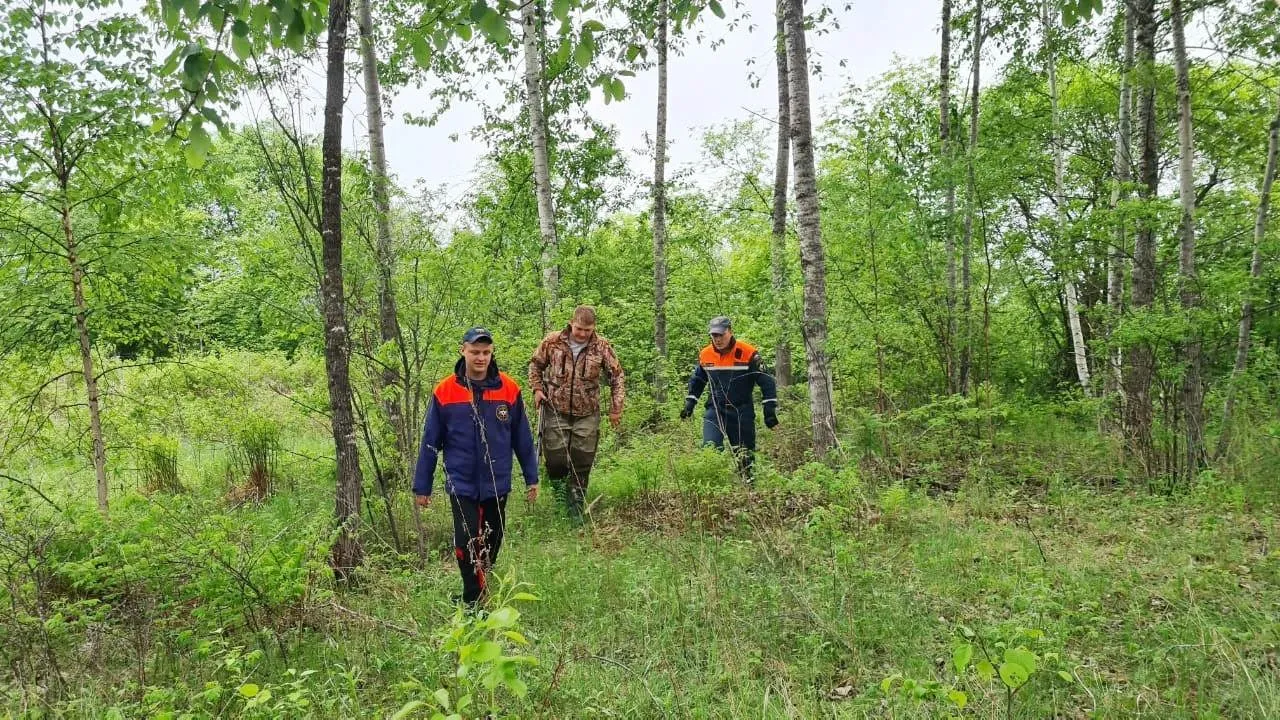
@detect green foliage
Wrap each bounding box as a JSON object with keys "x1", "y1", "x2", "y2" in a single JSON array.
[{"x1": 397, "y1": 578, "x2": 539, "y2": 720}]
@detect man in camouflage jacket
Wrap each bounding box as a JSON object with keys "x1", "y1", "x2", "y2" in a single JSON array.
[{"x1": 528, "y1": 305, "x2": 625, "y2": 519}]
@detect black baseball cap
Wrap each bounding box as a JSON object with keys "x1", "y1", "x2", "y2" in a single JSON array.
[{"x1": 461, "y1": 326, "x2": 494, "y2": 344}]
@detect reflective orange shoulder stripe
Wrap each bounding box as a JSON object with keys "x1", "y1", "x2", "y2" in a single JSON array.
[
  {"x1": 484, "y1": 373, "x2": 521, "y2": 404},
  {"x1": 434, "y1": 376, "x2": 471, "y2": 405}
]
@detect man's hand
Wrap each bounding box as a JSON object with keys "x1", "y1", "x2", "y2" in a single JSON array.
[
  {"x1": 608, "y1": 411, "x2": 621, "y2": 429},
  {"x1": 534, "y1": 389, "x2": 547, "y2": 410},
  {"x1": 526, "y1": 484, "x2": 539, "y2": 503},
  {"x1": 414, "y1": 494, "x2": 431, "y2": 508},
  {"x1": 679, "y1": 402, "x2": 694, "y2": 420},
  {"x1": 765, "y1": 414, "x2": 779, "y2": 430}
]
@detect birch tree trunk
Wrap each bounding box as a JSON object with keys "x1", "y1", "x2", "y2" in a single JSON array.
[
  {"x1": 771, "y1": 0, "x2": 793, "y2": 389},
  {"x1": 652, "y1": 0, "x2": 670, "y2": 403},
  {"x1": 356, "y1": 0, "x2": 412, "y2": 483},
  {"x1": 1105, "y1": 0, "x2": 1134, "y2": 402},
  {"x1": 959, "y1": 0, "x2": 982, "y2": 396},
  {"x1": 522, "y1": 0, "x2": 559, "y2": 317},
  {"x1": 784, "y1": 0, "x2": 836, "y2": 455},
  {"x1": 1044, "y1": 0, "x2": 1091, "y2": 396},
  {"x1": 940, "y1": 0, "x2": 957, "y2": 393},
  {"x1": 1171, "y1": 0, "x2": 1204, "y2": 479}
]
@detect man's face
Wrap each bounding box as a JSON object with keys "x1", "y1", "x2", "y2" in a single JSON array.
[
  {"x1": 461, "y1": 341, "x2": 493, "y2": 376},
  {"x1": 710, "y1": 329, "x2": 733, "y2": 351},
  {"x1": 569, "y1": 321, "x2": 595, "y2": 344}
]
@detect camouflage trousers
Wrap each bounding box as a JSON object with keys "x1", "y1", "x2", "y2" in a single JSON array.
[{"x1": 539, "y1": 407, "x2": 601, "y2": 519}]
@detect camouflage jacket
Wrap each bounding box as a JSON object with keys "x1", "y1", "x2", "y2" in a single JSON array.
[{"x1": 528, "y1": 327, "x2": 625, "y2": 418}]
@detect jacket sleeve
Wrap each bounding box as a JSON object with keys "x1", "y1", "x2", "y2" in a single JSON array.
[
  {"x1": 751, "y1": 352, "x2": 779, "y2": 426},
  {"x1": 412, "y1": 395, "x2": 445, "y2": 496},
  {"x1": 528, "y1": 337, "x2": 551, "y2": 396},
  {"x1": 683, "y1": 362, "x2": 708, "y2": 414},
  {"x1": 510, "y1": 393, "x2": 540, "y2": 487},
  {"x1": 602, "y1": 340, "x2": 625, "y2": 417}
]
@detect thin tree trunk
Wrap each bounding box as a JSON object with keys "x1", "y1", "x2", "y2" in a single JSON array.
[
  {"x1": 321, "y1": 0, "x2": 365, "y2": 580},
  {"x1": 940, "y1": 0, "x2": 957, "y2": 394},
  {"x1": 771, "y1": 0, "x2": 792, "y2": 389},
  {"x1": 652, "y1": 0, "x2": 669, "y2": 403},
  {"x1": 1105, "y1": 0, "x2": 1134, "y2": 402},
  {"x1": 522, "y1": 0, "x2": 558, "y2": 319},
  {"x1": 64, "y1": 206, "x2": 108, "y2": 516},
  {"x1": 1171, "y1": 0, "x2": 1203, "y2": 480},
  {"x1": 357, "y1": 0, "x2": 412, "y2": 485},
  {"x1": 1124, "y1": 0, "x2": 1158, "y2": 473},
  {"x1": 1217, "y1": 88, "x2": 1280, "y2": 458},
  {"x1": 1044, "y1": 0, "x2": 1091, "y2": 396},
  {"x1": 959, "y1": 0, "x2": 982, "y2": 396},
  {"x1": 784, "y1": 0, "x2": 836, "y2": 455}
]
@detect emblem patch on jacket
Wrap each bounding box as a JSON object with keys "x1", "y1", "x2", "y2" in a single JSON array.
[{"x1": 495, "y1": 403, "x2": 510, "y2": 422}]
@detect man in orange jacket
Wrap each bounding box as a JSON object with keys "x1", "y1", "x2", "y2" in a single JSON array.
[{"x1": 681, "y1": 316, "x2": 778, "y2": 480}]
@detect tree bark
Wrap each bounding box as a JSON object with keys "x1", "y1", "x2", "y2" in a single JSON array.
[
  {"x1": 63, "y1": 206, "x2": 109, "y2": 516},
  {"x1": 522, "y1": 0, "x2": 559, "y2": 319},
  {"x1": 959, "y1": 0, "x2": 982, "y2": 396},
  {"x1": 652, "y1": 0, "x2": 669, "y2": 403},
  {"x1": 1044, "y1": 0, "x2": 1091, "y2": 396},
  {"x1": 784, "y1": 0, "x2": 836, "y2": 455},
  {"x1": 771, "y1": 0, "x2": 792, "y2": 389},
  {"x1": 321, "y1": 0, "x2": 365, "y2": 580},
  {"x1": 940, "y1": 0, "x2": 957, "y2": 394},
  {"x1": 356, "y1": 0, "x2": 411, "y2": 486},
  {"x1": 1171, "y1": 0, "x2": 1203, "y2": 480},
  {"x1": 1105, "y1": 0, "x2": 1134, "y2": 402},
  {"x1": 1123, "y1": 0, "x2": 1158, "y2": 473},
  {"x1": 1217, "y1": 88, "x2": 1280, "y2": 458}
]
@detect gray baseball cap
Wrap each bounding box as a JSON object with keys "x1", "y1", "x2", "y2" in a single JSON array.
[{"x1": 708, "y1": 316, "x2": 732, "y2": 334}]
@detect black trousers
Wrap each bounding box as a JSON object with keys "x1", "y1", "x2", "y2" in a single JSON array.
[{"x1": 449, "y1": 494, "x2": 508, "y2": 604}]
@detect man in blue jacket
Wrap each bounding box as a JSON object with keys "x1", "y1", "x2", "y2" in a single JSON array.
[
  {"x1": 414, "y1": 327, "x2": 540, "y2": 606},
  {"x1": 680, "y1": 316, "x2": 779, "y2": 480}
]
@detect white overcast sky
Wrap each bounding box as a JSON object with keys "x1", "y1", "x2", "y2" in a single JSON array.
[{"x1": 347, "y1": 0, "x2": 943, "y2": 199}]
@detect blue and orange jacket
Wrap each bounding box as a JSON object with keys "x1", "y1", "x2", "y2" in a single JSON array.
[
  {"x1": 684, "y1": 339, "x2": 778, "y2": 423},
  {"x1": 412, "y1": 357, "x2": 539, "y2": 500}
]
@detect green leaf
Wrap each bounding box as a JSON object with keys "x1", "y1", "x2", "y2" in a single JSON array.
[
  {"x1": 432, "y1": 688, "x2": 451, "y2": 709},
  {"x1": 469, "y1": 1, "x2": 488, "y2": 22},
  {"x1": 511, "y1": 592, "x2": 539, "y2": 602},
  {"x1": 1004, "y1": 647, "x2": 1038, "y2": 675},
  {"x1": 1057, "y1": 670, "x2": 1074, "y2": 683},
  {"x1": 952, "y1": 643, "x2": 973, "y2": 673},
  {"x1": 573, "y1": 32, "x2": 594, "y2": 68},
  {"x1": 478, "y1": 10, "x2": 510, "y2": 44},
  {"x1": 610, "y1": 77, "x2": 625, "y2": 101},
  {"x1": 232, "y1": 32, "x2": 252, "y2": 60},
  {"x1": 456, "y1": 23, "x2": 473, "y2": 41},
  {"x1": 470, "y1": 641, "x2": 501, "y2": 663},
  {"x1": 947, "y1": 689, "x2": 967, "y2": 708},
  {"x1": 975, "y1": 660, "x2": 995, "y2": 682},
  {"x1": 582, "y1": 19, "x2": 605, "y2": 32},
  {"x1": 708, "y1": 0, "x2": 725, "y2": 18},
  {"x1": 998, "y1": 662, "x2": 1029, "y2": 689},
  {"x1": 284, "y1": 15, "x2": 306, "y2": 52},
  {"x1": 390, "y1": 700, "x2": 426, "y2": 720},
  {"x1": 625, "y1": 43, "x2": 644, "y2": 62},
  {"x1": 432, "y1": 31, "x2": 449, "y2": 50},
  {"x1": 411, "y1": 35, "x2": 433, "y2": 67},
  {"x1": 503, "y1": 630, "x2": 529, "y2": 645},
  {"x1": 250, "y1": 3, "x2": 271, "y2": 31},
  {"x1": 507, "y1": 677, "x2": 528, "y2": 697},
  {"x1": 489, "y1": 606, "x2": 519, "y2": 628},
  {"x1": 552, "y1": 0, "x2": 570, "y2": 23},
  {"x1": 237, "y1": 683, "x2": 260, "y2": 698}
]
